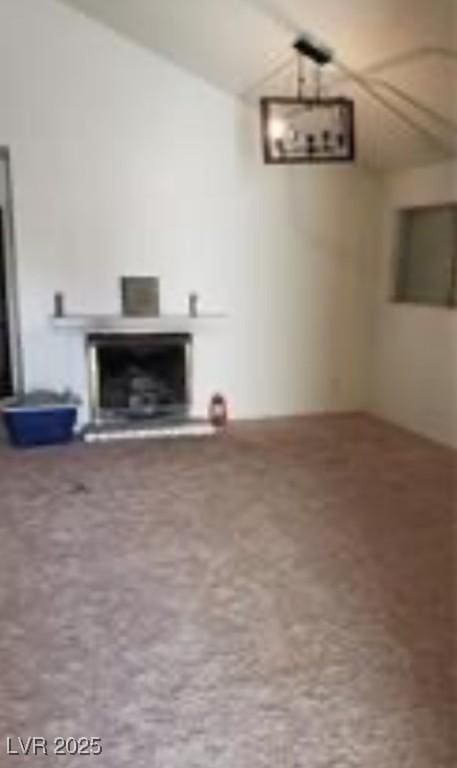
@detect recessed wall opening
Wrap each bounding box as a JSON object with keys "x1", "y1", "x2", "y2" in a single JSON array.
[{"x1": 393, "y1": 204, "x2": 457, "y2": 307}]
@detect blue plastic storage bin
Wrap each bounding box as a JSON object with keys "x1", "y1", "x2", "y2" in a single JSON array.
[{"x1": 3, "y1": 405, "x2": 77, "y2": 447}]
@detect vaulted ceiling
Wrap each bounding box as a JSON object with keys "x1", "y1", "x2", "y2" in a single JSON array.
[{"x1": 59, "y1": 0, "x2": 457, "y2": 171}]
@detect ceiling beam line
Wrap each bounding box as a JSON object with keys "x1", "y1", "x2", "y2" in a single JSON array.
[
  {"x1": 332, "y1": 46, "x2": 457, "y2": 87},
  {"x1": 333, "y1": 57, "x2": 452, "y2": 156},
  {"x1": 369, "y1": 78, "x2": 457, "y2": 137},
  {"x1": 241, "y1": 46, "x2": 457, "y2": 100}
]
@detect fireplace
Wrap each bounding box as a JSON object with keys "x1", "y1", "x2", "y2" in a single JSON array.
[{"x1": 87, "y1": 333, "x2": 192, "y2": 423}]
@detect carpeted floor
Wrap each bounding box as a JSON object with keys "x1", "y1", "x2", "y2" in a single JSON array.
[{"x1": 0, "y1": 414, "x2": 455, "y2": 767}]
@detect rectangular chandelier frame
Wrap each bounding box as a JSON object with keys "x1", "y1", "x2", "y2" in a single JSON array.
[{"x1": 260, "y1": 96, "x2": 355, "y2": 165}]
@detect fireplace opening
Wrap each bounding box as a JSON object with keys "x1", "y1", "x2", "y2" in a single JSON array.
[{"x1": 88, "y1": 333, "x2": 191, "y2": 423}]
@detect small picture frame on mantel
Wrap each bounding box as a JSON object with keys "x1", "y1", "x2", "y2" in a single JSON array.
[{"x1": 120, "y1": 276, "x2": 160, "y2": 317}]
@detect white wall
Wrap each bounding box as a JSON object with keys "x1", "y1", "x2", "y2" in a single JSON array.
[
  {"x1": 0, "y1": 0, "x2": 381, "y2": 422},
  {"x1": 370, "y1": 161, "x2": 457, "y2": 448}
]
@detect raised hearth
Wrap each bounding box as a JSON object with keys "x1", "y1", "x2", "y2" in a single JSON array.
[{"x1": 83, "y1": 418, "x2": 215, "y2": 443}]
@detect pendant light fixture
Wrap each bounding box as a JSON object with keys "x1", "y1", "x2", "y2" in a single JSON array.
[{"x1": 260, "y1": 34, "x2": 355, "y2": 164}]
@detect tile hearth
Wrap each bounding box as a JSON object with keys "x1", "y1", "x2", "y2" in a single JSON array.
[{"x1": 82, "y1": 418, "x2": 216, "y2": 443}]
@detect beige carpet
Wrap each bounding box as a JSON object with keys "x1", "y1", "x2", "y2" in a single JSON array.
[{"x1": 0, "y1": 414, "x2": 455, "y2": 767}]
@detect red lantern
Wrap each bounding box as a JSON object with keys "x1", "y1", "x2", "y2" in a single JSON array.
[{"x1": 208, "y1": 393, "x2": 227, "y2": 428}]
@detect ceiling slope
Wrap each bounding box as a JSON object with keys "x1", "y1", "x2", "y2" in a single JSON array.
[{"x1": 59, "y1": 0, "x2": 457, "y2": 171}]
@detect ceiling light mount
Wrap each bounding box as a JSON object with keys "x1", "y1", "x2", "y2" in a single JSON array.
[{"x1": 293, "y1": 34, "x2": 333, "y2": 67}]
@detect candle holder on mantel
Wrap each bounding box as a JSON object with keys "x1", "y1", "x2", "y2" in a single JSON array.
[
  {"x1": 53, "y1": 292, "x2": 65, "y2": 318},
  {"x1": 188, "y1": 292, "x2": 199, "y2": 318}
]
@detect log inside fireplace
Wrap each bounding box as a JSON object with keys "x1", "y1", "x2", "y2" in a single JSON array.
[{"x1": 87, "y1": 333, "x2": 191, "y2": 424}]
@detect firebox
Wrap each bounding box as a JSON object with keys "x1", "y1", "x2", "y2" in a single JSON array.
[{"x1": 87, "y1": 333, "x2": 192, "y2": 424}]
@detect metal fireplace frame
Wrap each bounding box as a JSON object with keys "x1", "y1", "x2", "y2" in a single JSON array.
[{"x1": 86, "y1": 332, "x2": 193, "y2": 425}]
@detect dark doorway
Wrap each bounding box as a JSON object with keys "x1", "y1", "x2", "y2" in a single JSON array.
[{"x1": 0, "y1": 209, "x2": 12, "y2": 398}]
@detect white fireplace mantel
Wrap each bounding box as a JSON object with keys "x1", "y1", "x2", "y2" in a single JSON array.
[{"x1": 51, "y1": 313, "x2": 226, "y2": 335}]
